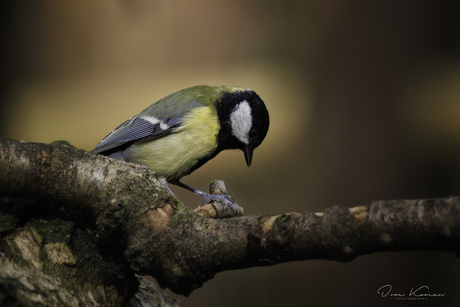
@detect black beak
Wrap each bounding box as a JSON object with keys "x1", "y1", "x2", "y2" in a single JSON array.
[{"x1": 244, "y1": 145, "x2": 253, "y2": 167}]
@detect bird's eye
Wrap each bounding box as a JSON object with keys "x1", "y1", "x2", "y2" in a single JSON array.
[{"x1": 248, "y1": 130, "x2": 258, "y2": 139}]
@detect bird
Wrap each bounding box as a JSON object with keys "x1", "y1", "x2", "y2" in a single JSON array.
[{"x1": 92, "y1": 85, "x2": 270, "y2": 212}]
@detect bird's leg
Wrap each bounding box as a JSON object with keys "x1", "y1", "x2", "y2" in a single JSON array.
[
  {"x1": 159, "y1": 178, "x2": 176, "y2": 196},
  {"x1": 171, "y1": 180, "x2": 239, "y2": 213}
]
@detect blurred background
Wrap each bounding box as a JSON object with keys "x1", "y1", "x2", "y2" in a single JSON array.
[{"x1": 2, "y1": 0, "x2": 460, "y2": 306}]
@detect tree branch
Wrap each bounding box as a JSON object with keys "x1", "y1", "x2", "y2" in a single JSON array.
[{"x1": 1, "y1": 137, "x2": 459, "y2": 302}]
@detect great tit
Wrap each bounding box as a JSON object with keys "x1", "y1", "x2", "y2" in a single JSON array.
[{"x1": 92, "y1": 85, "x2": 270, "y2": 211}]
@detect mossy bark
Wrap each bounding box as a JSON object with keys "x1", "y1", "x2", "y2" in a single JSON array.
[
  {"x1": 1, "y1": 137, "x2": 460, "y2": 305},
  {"x1": 0, "y1": 198, "x2": 136, "y2": 306},
  {"x1": 0, "y1": 138, "x2": 183, "y2": 306}
]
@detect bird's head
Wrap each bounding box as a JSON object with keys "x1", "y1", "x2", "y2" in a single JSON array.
[{"x1": 215, "y1": 87, "x2": 270, "y2": 167}]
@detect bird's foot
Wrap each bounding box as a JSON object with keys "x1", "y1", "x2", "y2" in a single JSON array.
[
  {"x1": 202, "y1": 193, "x2": 235, "y2": 209},
  {"x1": 198, "y1": 180, "x2": 244, "y2": 217},
  {"x1": 173, "y1": 179, "x2": 244, "y2": 218}
]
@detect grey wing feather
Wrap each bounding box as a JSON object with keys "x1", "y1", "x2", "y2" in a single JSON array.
[{"x1": 92, "y1": 116, "x2": 183, "y2": 154}]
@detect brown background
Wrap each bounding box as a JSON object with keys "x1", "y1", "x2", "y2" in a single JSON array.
[{"x1": 1, "y1": 1, "x2": 460, "y2": 306}]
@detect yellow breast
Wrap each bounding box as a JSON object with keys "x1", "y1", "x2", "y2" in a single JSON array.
[{"x1": 126, "y1": 106, "x2": 220, "y2": 180}]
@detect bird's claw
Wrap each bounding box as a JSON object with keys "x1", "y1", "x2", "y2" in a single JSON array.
[
  {"x1": 201, "y1": 193, "x2": 241, "y2": 216},
  {"x1": 202, "y1": 193, "x2": 234, "y2": 207}
]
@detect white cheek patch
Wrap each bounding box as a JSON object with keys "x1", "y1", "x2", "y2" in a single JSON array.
[{"x1": 230, "y1": 101, "x2": 252, "y2": 144}]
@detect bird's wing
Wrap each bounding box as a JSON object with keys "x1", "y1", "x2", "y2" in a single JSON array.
[{"x1": 92, "y1": 115, "x2": 183, "y2": 154}]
